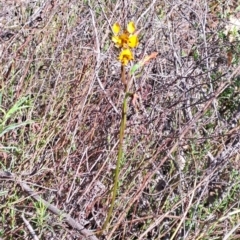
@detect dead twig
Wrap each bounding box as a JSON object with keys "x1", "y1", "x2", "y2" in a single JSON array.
[
  {"x1": 21, "y1": 213, "x2": 39, "y2": 240},
  {"x1": 0, "y1": 171, "x2": 99, "y2": 240}
]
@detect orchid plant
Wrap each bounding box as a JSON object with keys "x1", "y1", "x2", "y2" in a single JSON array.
[
  {"x1": 101, "y1": 21, "x2": 157, "y2": 233},
  {"x1": 112, "y1": 21, "x2": 139, "y2": 65}
]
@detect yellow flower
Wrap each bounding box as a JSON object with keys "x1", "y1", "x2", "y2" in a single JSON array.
[
  {"x1": 112, "y1": 23, "x2": 120, "y2": 34},
  {"x1": 112, "y1": 35, "x2": 122, "y2": 48},
  {"x1": 127, "y1": 21, "x2": 136, "y2": 34},
  {"x1": 128, "y1": 35, "x2": 138, "y2": 48},
  {"x1": 119, "y1": 49, "x2": 133, "y2": 65},
  {"x1": 111, "y1": 21, "x2": 139, "y2": 49},
  {"x1": 119, "y1": 33, "x2": 129, "y2": 48},
  {"x1": 111, "y1": 22, "x2": 138, "y2": 65}
]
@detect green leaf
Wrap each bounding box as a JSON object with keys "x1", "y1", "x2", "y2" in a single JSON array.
[
  {"x1": 130, "y1": 63, "x2": 141, "y2": 75},
  {"x1": 1, "y1": 96, "x2": 31, "y2": 126},
  {"x1": 0, "y1": 120, "x2": 34, "y2": 138}
]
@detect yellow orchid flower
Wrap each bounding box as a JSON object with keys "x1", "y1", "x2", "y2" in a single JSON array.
[
  {"x1": 112, "y1": 35, "x2": 122, "y2": 48},
  {"x1": 111, "y1": 21, "x2": 139, "y2": 49},
  {"x1": 127, "y1": 21, "x2": 136, "y2": 34},
  {"x1": 119, "y1": 33, "x2": 129, "y2": 48},
  {"x1": 111, "y1": 21, "x2": 139, "y2": 65},
  {"x1": 128, "y1": 35, "x2": 138, "y2": 48},
  {"x1": 112, "y1": 23, "x2": 120, "y2": 34},
  {"x1": 119, "y1": 49, "x2": 134, "y2": 65}
]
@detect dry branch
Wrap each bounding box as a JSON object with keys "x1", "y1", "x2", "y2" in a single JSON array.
[{"x1": 0, "y1": 171, "x2": 99, "y2": 240}]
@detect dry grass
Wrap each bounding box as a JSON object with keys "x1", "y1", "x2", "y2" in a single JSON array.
[{"x1": 1, "y1": 0, "x2": 240, "y2": 239}]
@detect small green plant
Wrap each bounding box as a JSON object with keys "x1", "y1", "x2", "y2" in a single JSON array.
[
  {"x1": 0, "y1": 96, "x2": 33, "y2": 138},
  {"x1": 32, "y1": 199, "x2": 49, "y2": 229}
]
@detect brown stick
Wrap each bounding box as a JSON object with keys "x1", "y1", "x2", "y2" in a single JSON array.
[{"x1": 0, "y1": 172, "x2": 99, "y2": 240}]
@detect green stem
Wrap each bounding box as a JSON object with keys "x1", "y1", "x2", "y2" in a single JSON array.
[{"x1": 102, "y1": 65, "x2": 129, "y2": 232}]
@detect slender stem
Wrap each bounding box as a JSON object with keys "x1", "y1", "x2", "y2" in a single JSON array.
[
  {"x1": 121, "y1": 64, "x2": 127, "y2": 90},
  {"x1": 102, "y1": 65, "x2": 128, "y2": 232}
]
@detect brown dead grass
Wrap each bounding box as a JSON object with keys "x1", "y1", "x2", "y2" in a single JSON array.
[{"x1": 0, "y1": 0, "x2": 240, "y2": 239}]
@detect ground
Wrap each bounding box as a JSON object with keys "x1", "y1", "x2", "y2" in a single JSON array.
[{"x1": 0, "y1": 0, "x2": 240, "y2": 239}]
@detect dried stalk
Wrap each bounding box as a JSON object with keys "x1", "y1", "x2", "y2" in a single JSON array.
[{"x1": 0, "y1": 172, "x2": 98, "y2": 240}]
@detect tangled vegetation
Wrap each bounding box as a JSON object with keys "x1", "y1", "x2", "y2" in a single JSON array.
[{"x1": 0, "y1": 0, "x2": 240, "y2": 239}]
